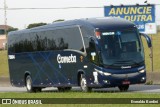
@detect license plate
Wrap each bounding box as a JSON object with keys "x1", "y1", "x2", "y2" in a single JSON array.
[{"x1": 122, "y1": 81, "x2": 130, "y2": 85}]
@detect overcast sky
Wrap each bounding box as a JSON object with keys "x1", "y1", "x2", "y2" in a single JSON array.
[{"x1": 0, "y1": 0, "x2": 159, "y2": 29}]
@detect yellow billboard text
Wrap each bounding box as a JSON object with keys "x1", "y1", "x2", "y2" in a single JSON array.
[{"x1": 109, "y1": 6, "x2": 153, "y2": 22}]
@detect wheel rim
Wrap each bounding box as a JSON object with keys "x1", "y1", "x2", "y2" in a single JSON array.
[
  {"x1": 26, "y1": 76, "x2": 32, "y2": 91},
  {"x1": 81, "y1": 78, "x2": 87, "y2": 91}
]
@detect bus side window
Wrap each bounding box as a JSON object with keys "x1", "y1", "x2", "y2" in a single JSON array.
[{"x1": 89, "y1": 40, "x2": 99, "y2": 65}]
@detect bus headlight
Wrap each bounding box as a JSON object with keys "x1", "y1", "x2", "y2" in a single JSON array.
[
  {"x1": 94, "y1": 68, "x2": 111, "y2": 76},
  {"x1": 103, "y1": 72, "x2": 111, "y2": 76},
  {"x1": 139, "y1": 69, "x2": 145, "y2": 73}
]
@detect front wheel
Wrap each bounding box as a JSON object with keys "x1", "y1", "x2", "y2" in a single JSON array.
[
  {"x1": 25, "y1": 75, "x2": 41, "y2": 92},
  {"x1": 80, "y1": 74, "x2": 92, "y2": 92},
  {"x1": 118, "y1": 85, "x2": 129, "y2": 92}
]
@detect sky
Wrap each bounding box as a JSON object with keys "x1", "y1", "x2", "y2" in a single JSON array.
[{"x1": 0, "y1": 0, "x2": 160, "y2": 29}]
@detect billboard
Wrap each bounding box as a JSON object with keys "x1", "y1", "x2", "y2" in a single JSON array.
[{"x1": 104, "y1": 5, "x2": 156, "y2": 34}]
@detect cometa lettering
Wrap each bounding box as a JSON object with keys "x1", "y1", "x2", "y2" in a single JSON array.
[{"x1": 57, "y1": 54, "x2": 76, "y2": 63}]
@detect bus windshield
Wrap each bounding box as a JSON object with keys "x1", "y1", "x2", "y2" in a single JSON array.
[{"x1": 100, "y1": 29, "x2": 144, "y2": 66}]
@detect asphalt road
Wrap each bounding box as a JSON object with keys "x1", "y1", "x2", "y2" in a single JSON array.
[{"x1": 0, "y1": 85, "x2": 160, "y2": 93}]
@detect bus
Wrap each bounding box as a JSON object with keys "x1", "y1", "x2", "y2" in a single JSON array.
[{"x1": 8, "y1": 17, "x2": 152, "y2": 92}]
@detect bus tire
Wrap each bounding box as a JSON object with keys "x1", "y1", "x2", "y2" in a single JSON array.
[
  {"x1": 25, "y1": 75, "x2": 40, "y2": 93},
  {"x1": 80, "y1": 74, "x2": 92, "y2": 92},
  {"x1": 118, "y1": 85, "x2": 129, "y2": 92}
]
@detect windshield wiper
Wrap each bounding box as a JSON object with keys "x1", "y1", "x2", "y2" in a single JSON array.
[
  {"x1": 104, "y1": 60, "x2": 144, "y2": 68},
  {"x1": 115, "y1": 60, "x2": 144, "y2": 66},
  {"x1": 130, "y1": 61, "x2": 144, "y2": 66},
  {"x1": 114, "y1": 60, "x2": 132, "y2": 64}
]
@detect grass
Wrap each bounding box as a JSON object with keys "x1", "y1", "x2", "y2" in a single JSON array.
[
  {"x1": 0, "y1": 50, "x2": 9, "y2": 77},
  {"x1": 143, "y1": 33, "x2": 160, "y2": 72},
  {"x1": 0, "y1": 92, "x2": 160, "y2": 98}
]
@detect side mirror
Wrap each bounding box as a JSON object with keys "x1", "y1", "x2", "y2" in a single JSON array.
[
  {"x1": 140, "y1": 33, "x2": 153, "y2": 72},
  {"x1": 140, "y1": 33, "x2": 152, "y2": 48}
]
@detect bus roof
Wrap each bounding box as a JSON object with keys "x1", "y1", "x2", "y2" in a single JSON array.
[
  {"x1": 83, "y1": 17, "x2": 136, "y2": 30},
  {"x1": 9, "y1": 17, "x2": 136, "y2": 35}
]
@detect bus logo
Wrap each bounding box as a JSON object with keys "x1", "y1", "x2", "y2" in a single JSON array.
[
  {"x1": 121, "y1": 66, "x2": 131, "y2": 69},
  {"x1": 57, "y1": 54, "x2": 76, "y2": 63}
]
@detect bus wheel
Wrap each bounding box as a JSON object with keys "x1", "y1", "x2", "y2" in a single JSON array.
[
  {"x1": 80, "y1": 74, "x2": 92, "y2": 92},
  {"x1": 118, "y1": 85, "x2": 129, "y2": 92},
  {"x1": 26, "y1": 75, "x2": 40, "y2": 92}
]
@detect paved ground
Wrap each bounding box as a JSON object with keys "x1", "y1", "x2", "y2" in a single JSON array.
[
  {"x1": 0, "y1": 77, "x2": 10, "y2": 87},
  {"x1": 0, "y1": 85, "x2": 160, "y2": 93}
]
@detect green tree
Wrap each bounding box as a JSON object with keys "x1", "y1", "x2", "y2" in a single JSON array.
[
  {"x1": 27, "y1": 22, "x2": 47, "y2": 29},
  {"x1": 7, "y1": 27, "x2": 18, "y2": 33},
  {"x1": 53, "y1": 19, "x2": 64, "y2": 23}
]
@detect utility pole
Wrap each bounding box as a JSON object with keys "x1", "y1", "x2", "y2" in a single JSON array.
[
  {"x1": 4, "y1": 0, "x2": 7, "y2": 50},
  {"x1": 4, "y1": 0, "x2": 7, "y2": 36}
]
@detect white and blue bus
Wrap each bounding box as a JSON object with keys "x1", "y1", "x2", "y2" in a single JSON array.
[{"x1": 8, "y1": 17, "x2": 152, "y2": 92}]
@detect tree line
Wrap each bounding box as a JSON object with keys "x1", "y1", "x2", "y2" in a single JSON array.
[{"x1": 7, "y1": 19, "x2": 64, "y2": 33}]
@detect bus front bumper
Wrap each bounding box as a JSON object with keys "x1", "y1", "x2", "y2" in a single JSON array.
[{"x1": 87, "y1": 72, "x2": 146, "y2": 88}]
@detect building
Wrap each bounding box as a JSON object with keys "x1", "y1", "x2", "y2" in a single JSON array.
[{"x1": 0, "y1": 25, "x2": 12, "y2": 50}]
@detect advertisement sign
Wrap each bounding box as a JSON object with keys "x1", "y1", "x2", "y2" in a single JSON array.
[{"x1": 104, "y1": 5, "x2": 156, "y2": 34}]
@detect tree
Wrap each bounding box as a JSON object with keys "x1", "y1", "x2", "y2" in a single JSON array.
[
  {"x1": 27, "y1": 23, "x2": 47, "y2": 29},
  {"x1": 7, "y1": 27, "x2": 18, "y2": 33},
  {"x1": 53, "y1": 19, "x2": 64, "y2": 23}
]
